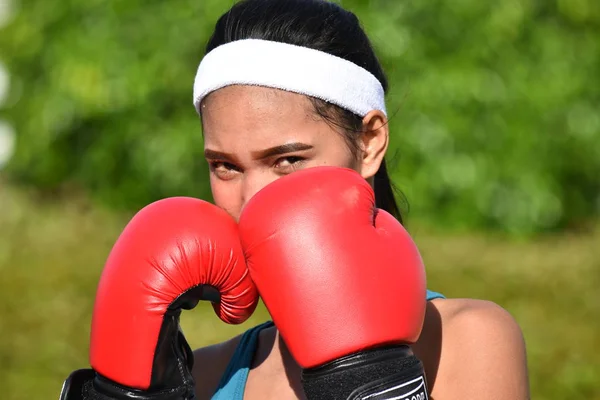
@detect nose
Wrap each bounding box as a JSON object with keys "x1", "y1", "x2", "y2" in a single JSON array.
[{"x1": 240, "y1": 171, "x2": 280, "y2": 214}]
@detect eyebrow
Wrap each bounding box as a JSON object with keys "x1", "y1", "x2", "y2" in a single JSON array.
[
  {"x1": 204, "y1": 142, "x2": 314, "y2": 161},
  {"x1": 252, "y1": 142, "x2": 314, "y2": 160},
  {"x1": 204, "y1": 149, "x2": 233, "y2": 160}
]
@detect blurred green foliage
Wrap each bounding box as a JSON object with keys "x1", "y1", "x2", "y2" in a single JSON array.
[{"x1": 0, "y1": 0, "x2": 599, "y2": 236}]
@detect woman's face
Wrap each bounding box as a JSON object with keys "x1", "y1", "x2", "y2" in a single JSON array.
[{"x1": 200, "y1": 85, "x2": 361, "y2": 221}]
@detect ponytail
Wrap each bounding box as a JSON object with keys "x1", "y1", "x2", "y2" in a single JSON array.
[{"x1": 374, "y1": 158, "x2": 404, "y2": 224}]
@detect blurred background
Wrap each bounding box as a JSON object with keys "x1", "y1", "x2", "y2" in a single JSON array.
[{"x1": 0, "y1": 0, "x2": 598, "y2": 398}]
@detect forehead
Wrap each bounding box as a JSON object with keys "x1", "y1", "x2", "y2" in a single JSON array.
[{"x1": 200, "y1": 85, "x2": 326, "y2": 148}]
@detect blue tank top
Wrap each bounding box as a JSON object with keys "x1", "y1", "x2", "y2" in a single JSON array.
[{"x1": 211, "y1": 289, "x2": 445, "y2": 399}]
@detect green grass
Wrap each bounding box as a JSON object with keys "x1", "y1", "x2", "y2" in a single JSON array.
[{"x1": 1, "y1": 180, "x2": 598, "y2": 399}]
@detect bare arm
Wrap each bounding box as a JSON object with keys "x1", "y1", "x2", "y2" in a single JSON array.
[{"x1": 434, "y1": 300, "x2": 530, "y2": 399}]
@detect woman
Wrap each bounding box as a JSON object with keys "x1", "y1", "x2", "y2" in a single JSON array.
[{"x1": 190, "y1": 0, "x2": 529, "y2": 399}]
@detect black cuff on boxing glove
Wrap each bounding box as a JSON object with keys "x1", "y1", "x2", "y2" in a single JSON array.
[
  {"x1": 301, "y1": 346, "x2": 429, "y2": 400},
  {"x1": 60, "y1": 314, "x2": 197, "y2": 400},
  {"x1": 88, "y1": 374, "x2": 191, "y2": 400},
  {"x1": 60, "y1": 369, "x2": 193, "y2": 400}
]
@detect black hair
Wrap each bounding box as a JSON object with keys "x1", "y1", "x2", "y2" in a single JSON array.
[{"x1": 205, "y1": 0, "x2": 406, "y2": 223}]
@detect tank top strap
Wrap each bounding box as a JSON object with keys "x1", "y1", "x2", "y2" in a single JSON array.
[
  {"x1": 211, "y1": 320, "x2": 275, "y2": 400},
  {"x1": 426, "y1": 289, "x2": 445, "y2": 301}
]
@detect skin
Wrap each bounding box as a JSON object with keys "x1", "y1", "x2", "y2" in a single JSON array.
[{"x1": 192, "y1": 85, "x2": 530, "y2": 399}]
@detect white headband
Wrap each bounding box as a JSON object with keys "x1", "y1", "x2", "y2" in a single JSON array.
[{"x1": 192, "y1": 39, "x2": 387, "y2": 117}]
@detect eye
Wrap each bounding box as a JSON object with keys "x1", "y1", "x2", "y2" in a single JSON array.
[
  {"x1": 274, "y1": 156, "x2": 306, "y2": 171},
  {"x1": 209, "y1": 161, "x2": 241, "y2": 180}
]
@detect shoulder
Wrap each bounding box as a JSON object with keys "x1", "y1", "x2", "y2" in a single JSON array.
[
  {"x1": 191, "y1": 334, "x2": 243, "y2": 400},
  {"x1": 435, "y1": 297, "x2": 522, "y2": 332},
  {"x1": 435, "y1": 298, "x2": 528, "y2": 356},
  {"x1": 428, "y1": 298, "x2": 530, "y2": 399}
]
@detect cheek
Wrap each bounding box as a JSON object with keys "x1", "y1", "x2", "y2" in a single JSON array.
[
  {"x1": 338, "y1": 148, "x2": 362, "y2": 171},
  {"x1": 317, "y1": 136, "x2": 361, "y2": 171}
]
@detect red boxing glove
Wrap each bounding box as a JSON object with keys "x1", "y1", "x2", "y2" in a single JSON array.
[
  {"x1": 239, "y1": 167, "x2": 428, "y2": 400},
  {"x1": 60, "y1": 197, "x2": 258, "y2": 400}
]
